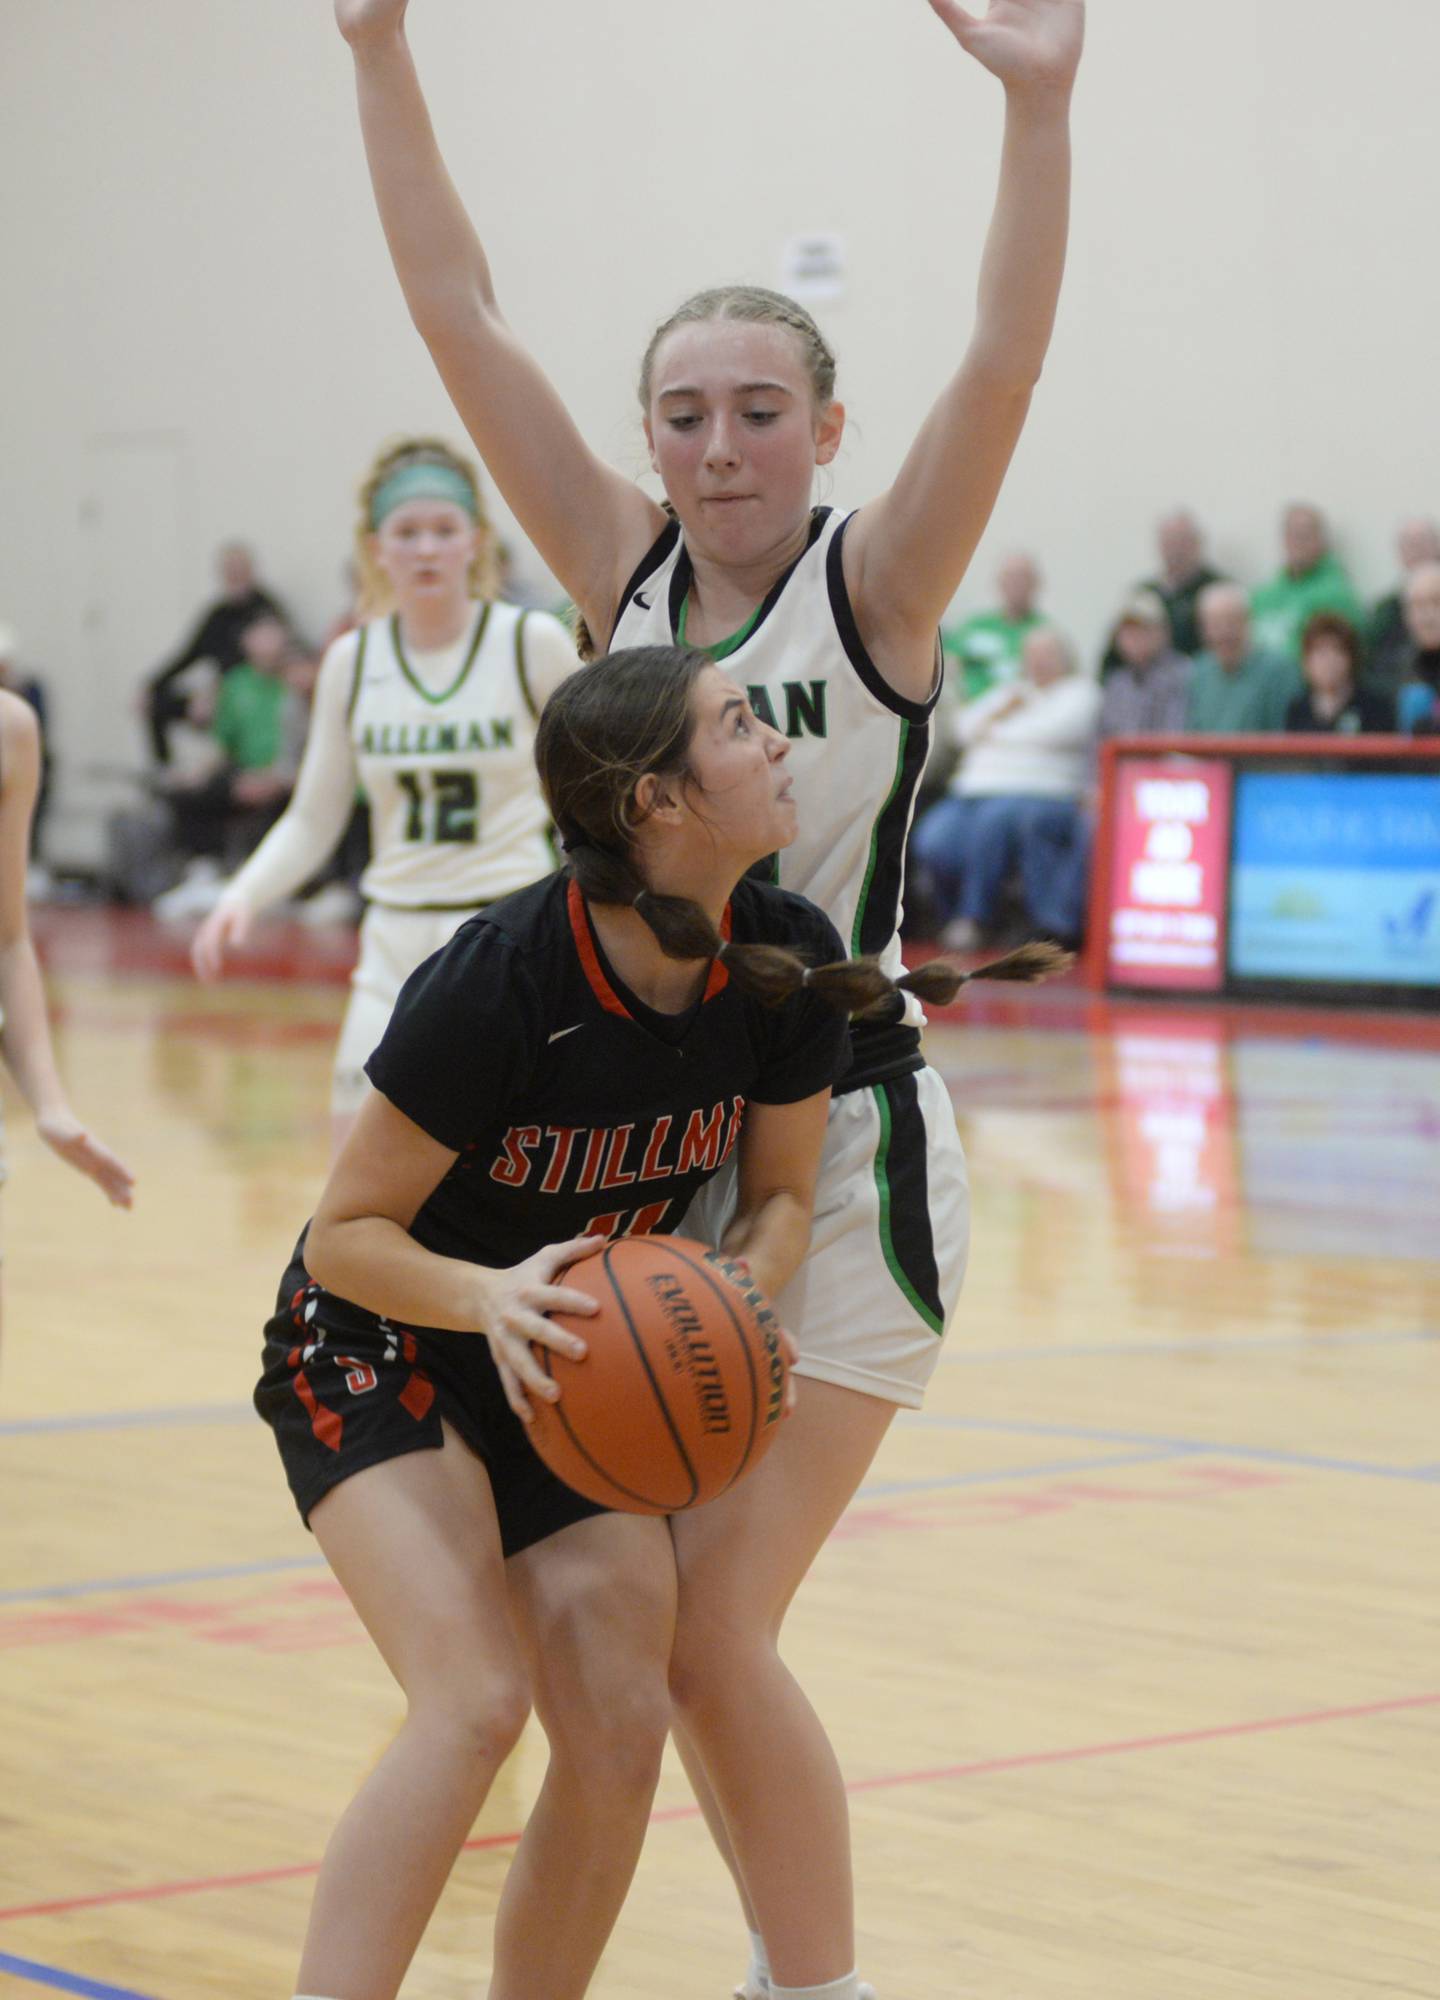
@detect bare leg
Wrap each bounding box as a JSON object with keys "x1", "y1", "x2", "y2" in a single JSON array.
[
  {"x1": 670, "y1": 1379, "x2": 895, "y2": 1990},
  {"x1": 671, "y1": 1718, "x2": 761, "y2": 1932},
  {"x1": 296, "y1": 1426, "x2": 530, "y2": 2000},
  {"x1": 490, "y1": 1511, "x2": 677, "y2": 2000}
]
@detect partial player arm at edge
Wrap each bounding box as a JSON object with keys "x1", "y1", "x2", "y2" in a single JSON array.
[
  {"x1": 0, "y1": 696, "x2": 134, "y2": 1205},
  {"x1": 344, "y1": 22, "x2": 663, "y2": 630},
  {"x1": 717, "y1": 1088, "x2": 832, "y2": 1303},
  {"x1": 846, "y1": 81, "x2": 1075, "y2": 667}
]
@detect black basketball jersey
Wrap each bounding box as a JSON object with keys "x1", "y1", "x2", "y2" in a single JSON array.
[{"x1": 362, "y1": 870, "x2": 850, "y2": 1268}]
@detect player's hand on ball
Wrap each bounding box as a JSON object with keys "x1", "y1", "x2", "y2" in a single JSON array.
[
  {"x1": 37, "y1": 1111, "x2": 136, "y2": 1208},
  {"x1": 482, "y1": 1233, "x2": 604, "y2": 1425},
  {"x1": 334, "y1": 0, "x2": 410, "y2": 48}
]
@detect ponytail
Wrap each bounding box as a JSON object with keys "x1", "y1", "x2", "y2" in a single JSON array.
[{"x1": 563, "y1": 834, "x2": 1072, "y2": 1018}]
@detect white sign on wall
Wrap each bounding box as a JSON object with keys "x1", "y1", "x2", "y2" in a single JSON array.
[{"x1": 779, "y1": 232, "x2": 847, "y2": 305}]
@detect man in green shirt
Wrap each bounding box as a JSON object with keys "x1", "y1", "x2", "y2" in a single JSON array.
[
  {"x1": 942, "y1": 551, "x2": 1045, "y2": 701},
  {"x1": 1187, "y1": 583, "x2": 1300, "y2": 732},
  {"x1": 153, "y1": 614, "x2": 301, "y2": 918},
  {"x1": 213, "y1": 614, "x2": 292, "y2": 772},
  {"x1": 1250, "y1": 503, "x2": 1365, "y2": 660}
]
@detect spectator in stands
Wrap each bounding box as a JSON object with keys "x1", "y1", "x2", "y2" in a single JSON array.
[
  {"x1": 1370, "y1": 518, "x2": 1440, "y2": 692},
  {"x1": 1103, "y1": 510, "x2": 1225, "y2": 670},
  {"x1": 143, "y1": 541, "x2": 290, "y2": 765},
  {"x1": 1250, "y1": 502, "x2": 1365, "y2": 660},
  {"x1": 153, "y1": 613, "x2": 306, "y2": 919},
  {"x1": 910, "y1": 625, "x2": 1100, "y2": 950},
  {"x1": 1099, "y1": 589, "x2": 1192, "y2": 739},
  {"x1": 1188, "y1": 583, "x2": 1298, "y2": 732},
  {"x1": 1148, "y1": 509, "x2": 1226, "y2": 656},
  {"x1": 1285, "y1": 613, "x2": 1394, "y2": 734},
  {"x1": 1398, "y1": 562, "x2": 1440, "y2": 734},
  {"x1": 941, "y1": 551, "x2": 1044, "y2": 702}
]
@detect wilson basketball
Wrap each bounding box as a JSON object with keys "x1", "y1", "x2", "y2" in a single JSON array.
[{"x1": 526, "y1": 1235, "x2": 789, "y2": 1513}]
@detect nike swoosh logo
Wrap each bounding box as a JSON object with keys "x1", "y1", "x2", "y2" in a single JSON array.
[
  {"x1": 634, "y1": 591, "x2": 651, "y2": 609},
  {"x1": 548, "y1": 1024, "x2": 583, "y2": 1043}
]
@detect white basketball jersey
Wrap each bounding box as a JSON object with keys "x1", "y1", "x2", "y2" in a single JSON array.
[
  {"x1": 349, "y1": 602, "x2": 554, "y2": 909},
  {"x1": 609, "y1": 508, "x2": 938, "y2": 979}
]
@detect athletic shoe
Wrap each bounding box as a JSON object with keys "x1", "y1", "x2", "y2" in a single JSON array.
[
  {"x1": 296, "y1": 881, "x2": 361, "y2": 926},
  {"x1": 153, "y1": 858, "x2": 224, "y2": 922}
]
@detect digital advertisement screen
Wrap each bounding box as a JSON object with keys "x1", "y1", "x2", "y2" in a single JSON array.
[{"x1": 1229, "y1": 770, "x2": 1440, "y2": 988}]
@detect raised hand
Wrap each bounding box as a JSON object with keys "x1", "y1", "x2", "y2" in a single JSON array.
[
  {"x1": 333, "y1": 0, "x2": 409, "y2": 48},
  {"x1": 37, "y1": 1110, "x2": 136, "y2": 1208},
  {"x1": 926, "y1": 0, "x2": 1084, "y2": 95}
]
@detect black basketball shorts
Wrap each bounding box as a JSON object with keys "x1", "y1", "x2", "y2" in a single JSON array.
[{"x1": 255, "y1": 1242, "x2": 609, "y2": 1557}]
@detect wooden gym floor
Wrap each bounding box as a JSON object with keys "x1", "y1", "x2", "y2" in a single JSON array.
[{"x1": 2, "y1": 910, "x2": 1437, "y2": 1999}]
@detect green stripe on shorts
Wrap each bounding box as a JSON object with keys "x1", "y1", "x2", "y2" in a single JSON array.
[{"x1": 871, "y1": 1083, "x2": 944, "y2": 1336}]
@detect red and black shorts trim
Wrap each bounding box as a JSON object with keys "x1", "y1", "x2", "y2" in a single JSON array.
[{"x1": 254, "y1": 1242, "x2": 609, "y2": 1558}]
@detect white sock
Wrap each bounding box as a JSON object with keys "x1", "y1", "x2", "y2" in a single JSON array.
[
  {"x1": 747, "y1": 1927, "x2": 772, "y2": 1989},
  {"x1": 771, "y1": 1978, "x2": 860, "y2": 2000}
]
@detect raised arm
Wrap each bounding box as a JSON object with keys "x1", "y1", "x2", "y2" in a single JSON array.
[
  {"x1": 334, "y1": 0, "x2": 663, "y2": 631},
  {"x1": 846, "y1": 1, "x2": 1084, "y2": 685}
]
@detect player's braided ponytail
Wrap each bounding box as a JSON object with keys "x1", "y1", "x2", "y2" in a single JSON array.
[{"x1": 538, "y1": 648, "x2": 1071, "y2": 1017}]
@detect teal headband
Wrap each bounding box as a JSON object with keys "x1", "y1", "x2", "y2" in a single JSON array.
[{"x1": 369, "y1": 461, "x2": 480, "y2": 529}]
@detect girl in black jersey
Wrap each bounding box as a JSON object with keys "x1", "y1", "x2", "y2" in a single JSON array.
[
  {"x1": 259, "y1": 645, "x2": 960, "y2": 2000},
  {"x1": 329, "y1": 5, "x2": 1082, "y2": 1995}
]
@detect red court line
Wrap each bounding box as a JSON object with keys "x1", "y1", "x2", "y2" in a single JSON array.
[{"x1": 3, "y1": 1691, "x2": 1434, "y2": 1925}]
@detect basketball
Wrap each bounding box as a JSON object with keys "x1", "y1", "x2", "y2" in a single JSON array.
[{"x1": 526, "y1": 1235, "x2": 790, "y2": 1513}]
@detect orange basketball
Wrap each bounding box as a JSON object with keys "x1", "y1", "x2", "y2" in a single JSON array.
[{"x1": 526, "y1": 1235, "x2": 789, "y2": 1513}]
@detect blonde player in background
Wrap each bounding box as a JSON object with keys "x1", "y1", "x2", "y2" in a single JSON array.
[
  {"x1": 191, "y1": 437, "x2": 578, "y2": 1150},
  {"x1": 333, "y1": 0, "x2": 1083, "y2": 1994},
  {"x1": 0, "y1": 691, "x2": 133, "y2": 1306}
]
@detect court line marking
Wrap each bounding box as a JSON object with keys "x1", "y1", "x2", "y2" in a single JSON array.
[
  {"x1": 4, "y1": 1327, "x2": 1435, "y2": 1438},
  {"x1": 2, "y1": 1691, "x2": 1434, "y2": 1927},
  {"x1": 0, "y1": 1452, "x2": 1185, "y2": 1608},
  {"x1": 0, "y1": 1404, "x2": 253, "y2": 1439},
  {"x1": 939, "y1": 1328, "x2": 1437, "y2": 1366},
  {"x1": 896, "y1": 1415, "x2": 1440, "y2": 1484},
  {"x1": 0, "y1": 1950, "x2": 156, "y2": 1999}
]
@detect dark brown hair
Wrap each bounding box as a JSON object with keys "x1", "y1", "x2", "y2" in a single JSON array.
[
  {"x1": 1300, "y1": 610, "x2": 1363, "y2": 679},
  {"x1": 535, "y1": 647, "x2": 1071, "y2": 1014}
]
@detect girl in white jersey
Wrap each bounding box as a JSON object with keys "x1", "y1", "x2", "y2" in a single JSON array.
[
  {"x1": 191, "y1": 438, "x2": 578, "y2": 1147},
  {"x1": 332, "y1": 3, "x2": 1082, "y2": 1995}
]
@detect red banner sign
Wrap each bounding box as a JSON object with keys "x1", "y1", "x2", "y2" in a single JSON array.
[{"x1": 1105, "y1": 759, "x2": 1233, "y2": 991}]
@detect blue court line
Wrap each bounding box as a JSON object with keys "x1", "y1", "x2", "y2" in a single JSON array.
[
  {"x1": 898, "y1": 1413, "x2": 1440, "y2": 1484},
  {"x1": 0, "y1": 1448, "x2": 1195, "y2": 1608},
  {"x1": 0, "y1": 1950, "x2": 159, "y2": 1999},
  {"x1": 0, "y1": 1555, "x2": 326, "y2": 1609},
  {"x1": 860, "y1": 1447, "x2": 1183, "y2": 1499},
  {"x1": 939, "y1": 1328, "x2": 1437, "y2": 1367},
  {"x1": 0, "y1": 1402, "x2": 251, "y2": 1439},
  {"x1": 4, "y1": 1329, "x2": 1434, "y2": 1436}
]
